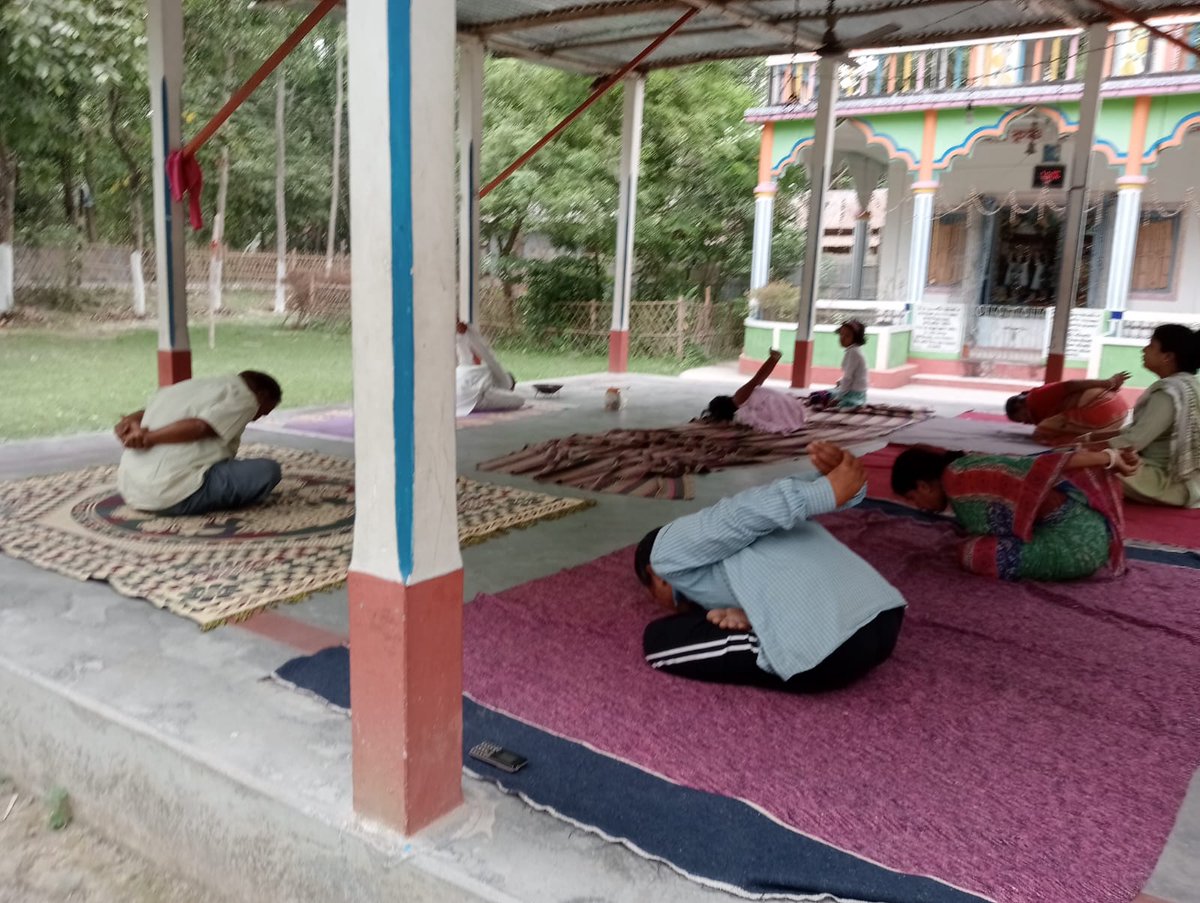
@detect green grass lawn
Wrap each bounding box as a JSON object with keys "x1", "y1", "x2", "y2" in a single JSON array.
[{"x1": 0, "y1": 323, "x2": 688, "y2": 440}]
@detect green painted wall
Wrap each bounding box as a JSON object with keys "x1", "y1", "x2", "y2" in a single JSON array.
[
  {"x1": 908, "y1": 349, "x2": 961, "y2": 361},
  {"x1": 932, "y1": 106, "x2": 1018, "y2": 167},
  {"x1": 1093, "y1": 97, "x2": 1138, "y2": 158},
  {"x1": 770, "y1": 121, "x2": 817, "y2": 174},
  {"x1": 857, "y1": 114, "x2": 927, "y2": 169},
  {"x1": 1098, "y1": 343, "x2": 1156, "y2": 387},
  {"x1": 743, "y1": 324, "x2": 777, "y2": 360},
  {"x1": 888, "y1": 330, "x2": 912, "y2": 370},
  {"x1": 1146, "y1": 95, "x2": 1200, "y2": 160},
  {"x1": 742, "y1": 324, "x2": 874, "y2": 368},
  {"x1": 817, "y1": 332, "x2": 858, "y2": 367}
]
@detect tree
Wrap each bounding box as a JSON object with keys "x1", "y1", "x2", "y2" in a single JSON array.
[
  {"x1": 0, "y1": 0, "x2": 142, "y2": 311},
  {"x1": 478, "y1": 57, "x2": 801, "y2": 311}
]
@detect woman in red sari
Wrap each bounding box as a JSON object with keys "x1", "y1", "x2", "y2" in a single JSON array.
[{"x1": 1005, "y1": 371, "x2": 1130, "y2": 445}]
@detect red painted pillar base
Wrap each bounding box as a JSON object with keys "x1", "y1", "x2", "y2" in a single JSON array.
[
  {"x1": 348, "y1": 568, "x2": 464, "y2": 834},
  {"x1": 157, "y1": 349, "x2": 192, "y2": 386},
  {"x1": 608, "y1": 329, "x2": 630, "y2": 373},
  {"x1": 790, "y1": 339, "x2": 815, "y2": 388},
  {"x1": 1044, "y1": 352, "x2": 1065, "y2": 385}
]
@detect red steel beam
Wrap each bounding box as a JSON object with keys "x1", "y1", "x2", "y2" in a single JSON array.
[{"x1": 479, "y1": 6, "x2": 699, "y2": 199}]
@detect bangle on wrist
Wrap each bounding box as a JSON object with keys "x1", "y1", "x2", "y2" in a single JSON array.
[{"x1": 1104, "y1": 448, "x2": 1118, "y2": 470}]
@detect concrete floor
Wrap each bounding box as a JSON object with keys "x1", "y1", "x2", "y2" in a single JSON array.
[{"x1": 0, "y1": 371, "x2": 1195, "y2": 903}]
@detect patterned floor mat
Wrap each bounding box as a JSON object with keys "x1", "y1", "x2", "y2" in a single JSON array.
[
  {"x1": 478, "y1": 404, "x2": 931, "y2": 499},
  {"x1": 0, "y1": 445, "x2": 592, "y2": 629}
]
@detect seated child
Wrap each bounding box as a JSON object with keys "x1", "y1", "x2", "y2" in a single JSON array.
[{"x1": 809, "y1": 320, "x2": 868, "y2": 410}]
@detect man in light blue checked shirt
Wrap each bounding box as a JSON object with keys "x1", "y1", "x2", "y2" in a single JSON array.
[{"x1": 633, "y1": 441, "x2": 906, "y2": 694}]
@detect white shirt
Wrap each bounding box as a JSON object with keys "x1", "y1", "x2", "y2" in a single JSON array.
[
  {"x1": 118, "y1": 375, "x2": 259, "y2": 511},
  {"x1": 456, "y1": 324, "x2": 512, "y2": 416},
  {"x1": 839, "y1": 346, "x2": 869, "y2": 394}
]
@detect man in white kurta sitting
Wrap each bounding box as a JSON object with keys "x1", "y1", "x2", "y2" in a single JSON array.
[
  {"x1": 115, "y1": 370, "x2": 283, "y2": 516},
  {"x1": 456, "y1": 320, "x2": 525, "y2": 416}
]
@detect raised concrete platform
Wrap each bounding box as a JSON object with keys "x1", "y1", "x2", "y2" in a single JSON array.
[{"x1": 1, "y1": 371, "x2": 1195, "y2": 903}]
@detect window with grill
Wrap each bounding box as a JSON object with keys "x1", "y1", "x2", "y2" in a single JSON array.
[
  {"x1": 1131, "y1": 216, "x2": 1178, "y2": 292},
  {"x1": 927, "y1": 216, "x2": 967, "y2": 286}
]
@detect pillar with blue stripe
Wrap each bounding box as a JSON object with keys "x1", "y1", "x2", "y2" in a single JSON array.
[
  {"x1": 146, "y1": 0, "x2": 191, "y2": 385},
  {"x1": 346, "y1": 0, "x2": 463, "y2": 833}
]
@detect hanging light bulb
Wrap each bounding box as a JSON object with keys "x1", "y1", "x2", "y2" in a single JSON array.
[{"x1": 965, "y1": 100, "x2": 974, "y2": 125}]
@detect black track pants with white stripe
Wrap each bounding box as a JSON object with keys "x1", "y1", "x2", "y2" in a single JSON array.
[{"x1": 642, "y1": 607, "x2": 904, "y2": 694}]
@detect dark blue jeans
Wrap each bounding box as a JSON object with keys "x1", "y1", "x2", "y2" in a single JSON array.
[{"x1": 157, "y1": 458, "x2": 282, "y2": 516}]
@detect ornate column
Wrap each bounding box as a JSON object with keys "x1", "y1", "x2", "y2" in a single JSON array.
[
  {"x1": 1104, "y1": 176, "x2": 1147, "y2": 312},
  {"x1": 749, "y1": 122, "x2": 777, "y2": 318}
]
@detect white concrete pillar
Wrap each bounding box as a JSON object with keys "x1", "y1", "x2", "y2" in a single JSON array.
[
  {"x1": 457, "y1": 36, "x2": 484, "y2": 324},
  {"x1": 750, "y1": 182, "x2": 777, "y2": 297},
  {"x1": 791, "y1": 54, "x2": 839, "y2": 388},
  {"x1": 844, "y1": 154, "x2": 882, "y2": 300},
  {"x1": 906, "y1": 183, "x2": 937, "y2": 306},
  {"x1": 609, "y1": 74, "x2": 644, "y2": 373},
  {"x1": 146, "y1": 0, "x2": 190, "y2": 384},
  {"x1": 346, "y1": 0, "x2": 463, "y2": 835},
  {"x1": 131, "y1": 251, "x2": 147, "y2": 317},
  {"x1": 876, "y1": 160, "x2": 910, "y2": 300},
  {"x1": 1047, "y1": 22, "x2": 1107, "y2": 382},
  {"x1": 1104, "y1": 177, "x2": 1146, "y2": 312},
  {"x1": 849, "y1": 213, "x2": 870, "y2": 299},
  {"x1": 0, "y1": 244, "x2": 12, "y2": 314}
]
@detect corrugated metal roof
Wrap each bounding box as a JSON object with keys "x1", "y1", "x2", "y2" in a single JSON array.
[{"x1": 456, "y1": 0, "x2": 1200, "y2": 74}]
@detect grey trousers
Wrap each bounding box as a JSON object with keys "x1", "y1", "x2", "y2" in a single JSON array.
[{"x1": 157, "y1": 458, "x2": 283, "y2": 516}]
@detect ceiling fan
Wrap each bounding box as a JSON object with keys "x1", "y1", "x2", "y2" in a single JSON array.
[{"x1": 805, "y1": 0, "x2": 902, "y2": 57}]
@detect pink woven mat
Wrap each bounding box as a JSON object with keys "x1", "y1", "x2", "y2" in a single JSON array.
[{"x1": 463, "y1": 508, "x2": 1200, "y2": 903}]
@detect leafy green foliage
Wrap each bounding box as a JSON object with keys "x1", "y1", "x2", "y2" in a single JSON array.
[
  {"x1": 519, "y1": 256, "x2": 607, "y2": 338},
  {"x1": 481, "y1": 58, "x2": 804, "y2": 305},
  {"x1": 0, "y1": 0, "x2": 144, "y2": 241},
  {"x1": 6, "y1": 5, "x2": 796, "y2": 308}
]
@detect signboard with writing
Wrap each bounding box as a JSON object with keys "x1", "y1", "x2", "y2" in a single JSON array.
[
  {"x1": 1065, "y1": 308, "x2": 1106, "y2": 360},
  {"x1": 912, "y1": 303, "x2": 965, "y2": 354},
  {"x1": 1033, "y1": 164, "x2": 1066, "y2": 189}
]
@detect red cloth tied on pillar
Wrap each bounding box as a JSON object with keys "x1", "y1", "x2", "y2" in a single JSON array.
[{"x1": 167, "y1": 150, "x2": 204, "y2": 230}]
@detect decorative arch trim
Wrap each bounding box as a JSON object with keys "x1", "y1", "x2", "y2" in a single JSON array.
[
  {"x1": 770, "y1": 136, "x2": 814, "y2": 177},
  {"x1": 934, "y1": 107, "x2": 1030, "y2": 170},
  {"x1": 771, "y1": 119, "x2": 922, "y2": 176},
  {"x1": 766, "y1": 102, "x2": 1176, "y2": 176},
  {"x1": 1143, "y1": 112, "x2": 1200, "y2": 166},
  {"x1": 847, "y1": 119, "x2": 919, "y2": 170}
]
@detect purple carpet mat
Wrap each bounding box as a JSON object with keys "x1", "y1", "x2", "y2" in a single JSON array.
[{"x1": 463, "y1": 509, "x2": 1200, "y2": 903}]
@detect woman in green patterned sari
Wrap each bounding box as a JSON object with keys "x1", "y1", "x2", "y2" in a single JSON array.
[{"x1": 890, "y1": 446, "x2": 1136, "y2": 581}]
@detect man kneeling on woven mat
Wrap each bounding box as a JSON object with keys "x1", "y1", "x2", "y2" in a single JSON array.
[
  {"x1": 115, "y1": 371, "x2": 283, "y2": 516},
  {"x1": 633, "y1": 442, "x2": 906, "y2": 693}
]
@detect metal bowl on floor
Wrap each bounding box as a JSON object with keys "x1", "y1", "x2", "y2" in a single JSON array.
[{"x1": 533, "y1": 383, "x2": 563, "y2": 396}]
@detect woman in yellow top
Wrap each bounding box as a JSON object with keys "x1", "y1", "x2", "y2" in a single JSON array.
[{"x1": 1108, "y1": 324, "x2": 1200, "y2": 508}]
